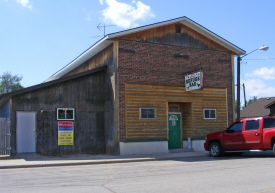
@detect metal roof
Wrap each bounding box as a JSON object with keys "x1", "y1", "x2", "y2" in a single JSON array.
[{"x1": 45, "y1": 16, "x2": 246, "y2": 82}]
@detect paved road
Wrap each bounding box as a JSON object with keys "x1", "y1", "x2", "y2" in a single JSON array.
[{"x1": 1, "y1": 152, "x2": 275, "y2": 193}]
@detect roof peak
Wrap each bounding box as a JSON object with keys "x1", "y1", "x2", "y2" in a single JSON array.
[{"x1": 45, "y1": 16, "x2": 245, "y2": 82}]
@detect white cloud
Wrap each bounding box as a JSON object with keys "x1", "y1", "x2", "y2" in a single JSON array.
[
  {"x1": 245, "y1": 67, "x2": 275, "y2": 80},
  {"x1": 243, "y1": 79, "x2": 275, "y2": 98},
  {"x1": 85, "y1": 12, "x2": 91, "y2": 21},
  {"x1": 16, "y1": 0, "x2": 32, "y2": 9},
  {"x1": 100, "y1": 0, "x2": 155, "y2": 28}
]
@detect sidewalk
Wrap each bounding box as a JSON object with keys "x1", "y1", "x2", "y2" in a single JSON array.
[{"x1": 0, "y1": 149, "x2": 210, "y2": 169}]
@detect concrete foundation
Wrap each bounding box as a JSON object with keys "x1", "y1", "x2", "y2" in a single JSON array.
[
  {"x1": 120, "y1": 141, "x2": 169, "y2": 155},
  {"x1": 182, "y1": 139, "x2": 205, "y2": 151}
]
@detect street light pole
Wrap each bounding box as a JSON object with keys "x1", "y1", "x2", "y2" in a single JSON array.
[
  {"x1": 237, "y1": 56, "x2": 241, "y2": 120},
  {"x1": 236, "y1": 45, "x2": 269, "y2": 120}
]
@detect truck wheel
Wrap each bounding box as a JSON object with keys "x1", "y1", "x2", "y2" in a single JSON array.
[{"x1": 209, "y1": 142, "x2": 222, "y2": 157}]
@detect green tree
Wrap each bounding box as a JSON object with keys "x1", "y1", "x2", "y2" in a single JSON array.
[
  {"x1": 0, "y1": 72, "x2": 24, "y2": 94},
  {"x1": 247, "y1": 96, "x2": 258, "y2": 106}
]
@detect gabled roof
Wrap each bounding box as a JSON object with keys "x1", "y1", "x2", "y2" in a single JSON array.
[
  {"x1": 45, "y1": 16, "x2": 246, "y2": 82},
  {"x1": 240, "y1": 97, "x2": 275, "y2": 118},
  {"x1": 266, "y1": 100, "x2": 275, "y2": 108}
]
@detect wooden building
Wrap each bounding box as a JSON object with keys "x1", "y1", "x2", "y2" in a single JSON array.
[
  {"x1": 0, "y1": 17, "x2": 245, "y2": 155},
  {"x1": 266, "y1": 101, "x2": 275, "y2": 116}
]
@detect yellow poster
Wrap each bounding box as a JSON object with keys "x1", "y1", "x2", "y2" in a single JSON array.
[{"x1": 58, "y1": 122, "x2": 74, "y2": 145}]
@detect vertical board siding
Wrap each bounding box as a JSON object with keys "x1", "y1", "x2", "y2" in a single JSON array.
[
  {"x1": 10, "y1": 70, "x2": 110, "y2": 156},
  {"x1": 120, "y1": 23, "x2": 230, "y2": 52},
  {"x1": 0, "y1": 118, "x2": 11, "y2": 155},
  {"x1": 64, "y1": 45, "x2": 114, "y2": 77},
  {"x1": 125, "y1": 84, "x2": 228, "y2": 140}
]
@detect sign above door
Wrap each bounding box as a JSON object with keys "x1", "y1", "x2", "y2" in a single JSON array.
[{"x1": 185, "y1": 71, "x2": 203, "y2": 92}]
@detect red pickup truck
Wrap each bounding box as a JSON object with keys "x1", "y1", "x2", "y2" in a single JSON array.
[{"x1": 204, "y1": 117, "x2": 275, "y2": 156}]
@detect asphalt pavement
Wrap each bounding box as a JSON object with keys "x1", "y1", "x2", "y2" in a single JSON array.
[{"x1": 0, "y1": 149, "x2": 210, "y2": 169}]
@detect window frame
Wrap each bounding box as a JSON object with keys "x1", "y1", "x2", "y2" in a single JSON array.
[
  {"x1": 204, "y1": 109, "x2": 216, "y2": 119},
  {"x1": 57, "y1": 108, "x2": 75, "y2": 121},
  {"x1": 140, "y1": 108, "x2": 156, "y2": 120}
]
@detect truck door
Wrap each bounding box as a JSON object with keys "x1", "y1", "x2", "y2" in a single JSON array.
[
  {"x1": 222, "y1": 122, "x2": 244, "y2": 150},
  {"x1": 243, "y1": 119, "x2": 262, "y2": 149}
]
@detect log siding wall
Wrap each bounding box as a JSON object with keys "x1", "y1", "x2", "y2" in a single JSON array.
[{"x1": 125, "y1": 84, "x2": 228, "y2": 140}]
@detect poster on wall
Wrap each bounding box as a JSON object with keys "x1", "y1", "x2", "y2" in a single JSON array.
[
  {"x1": 58, "y1": 122, "x2": 74, "y2": 145},
  {"x1": 185, "y1": 72, "x2": 203, "y2": 92}
]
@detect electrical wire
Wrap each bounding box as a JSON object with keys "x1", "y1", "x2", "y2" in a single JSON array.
[{"x1": 243, "y1": 58, "x2": 275, "y2": 60}]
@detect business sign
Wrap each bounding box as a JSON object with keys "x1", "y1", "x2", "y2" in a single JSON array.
[
  {"x1": 185, "y1": 72, "x2": 203, "y2": 92},
  {"x1": 169, "y1": 114, "x2": 179, "y2": 126},
  {"x1": 58, "y1": 122, "x2": 74, "y2": 145}
]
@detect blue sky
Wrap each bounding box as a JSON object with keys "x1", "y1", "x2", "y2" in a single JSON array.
[{"x1": 1, "y1": 0, "x2": 274, "y2": 106}]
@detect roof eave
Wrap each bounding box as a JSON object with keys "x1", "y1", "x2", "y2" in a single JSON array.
[
  {"x1": 180, "y1": 18, "x2": 245, "y2": 55},
  {"x1": 46, "y1": 16, "x2": 245, "y2": 82},
  {"x1": 45, "y1": 36, "x2": 113, "y2": 82},
  {"x1": 107, "y1": 16, "x2": 245, "y2": 55}
]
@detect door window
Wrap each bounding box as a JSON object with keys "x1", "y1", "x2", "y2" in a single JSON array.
[
  {"x1": 228, "y1": 122, "x2": 243, "y2": 132},
  {"x1": 245, "y1": 120, "x2": 259, "y2": 131},
  {"x1": 168, "y1": 103, "x2": 181, "y2": 112}
]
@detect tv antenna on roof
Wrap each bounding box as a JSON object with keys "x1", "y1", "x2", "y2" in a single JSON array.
[{"x1": 97, "y1": 23, "x2": 116, "y2": 36}]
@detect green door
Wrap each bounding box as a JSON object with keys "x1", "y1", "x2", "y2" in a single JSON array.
[{"x1": 168, "y1": 113, "x2": 181, "y2": 149}]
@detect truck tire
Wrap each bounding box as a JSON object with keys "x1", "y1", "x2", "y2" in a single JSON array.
[{"x1": 209, "y1": 142, "x2": 222, "y2": 157}]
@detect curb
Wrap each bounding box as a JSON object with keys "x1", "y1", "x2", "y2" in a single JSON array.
[{"x1": 0, "y1": 154, "x2": 209, "y2": 169}]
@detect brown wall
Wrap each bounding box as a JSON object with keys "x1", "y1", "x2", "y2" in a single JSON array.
[
  {"x1": 121, "y1": 23, "x2": 230, "y2": 52},
  {"x1": 118, "y1": 39, "x2": 233, "y2": 141},
  {"x1": 10, "y1": 70, "x2": 114, "y2": 156},
  {"x1": 125, "y1": 84, "x2": 228, "y2": 140},
  {"x1": 65, "y1": 45, "x2": 114, "y2": 76}
]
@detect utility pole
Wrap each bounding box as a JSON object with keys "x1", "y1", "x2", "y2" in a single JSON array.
[{"x1": 243, "y1": 83, "x2": 246, "y2": 108}]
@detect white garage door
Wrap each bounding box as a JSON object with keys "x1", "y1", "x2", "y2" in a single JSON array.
[{"x1": 16, "y1": 112, "x2": 36, "y2": 153}]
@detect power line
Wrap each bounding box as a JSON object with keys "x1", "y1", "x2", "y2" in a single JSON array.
[{"x1": 243, "y1": 58, "x2": 275, "y2": 60}]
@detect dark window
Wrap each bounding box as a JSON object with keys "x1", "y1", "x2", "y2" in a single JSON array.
[
  {"x1": 204, "y1": 109, "x2": 216, "y2": 119},
  {"x1": 245, "y1": 120, "x2": 259, "y2": 130},
  {"x1": 264, "y1": 118, "x2": 275, "y2": 129},
  {"x1": 228, "y1": 122, "x2": 243, "y2": 132},
  {"x1": 57, "y1": 108, "x2": 75, "y2": 120},
  {"x1": 175, "y1": 24, "x2": 181, "y2": 33},
  {"x1": 140, "y1": 108, "x2": 156, "y2": 119},
  {"x1": 169, "y1": 106, "x2": 179, "y2": 112}
]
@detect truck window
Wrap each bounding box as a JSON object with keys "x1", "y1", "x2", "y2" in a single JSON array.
[
  {"x1": 245, "y1": 120, "x2": 259, "y2": 131},
  {"x1": 228, "y1": 122, "x2": 243, "y2": 132},
  {"x1": 264, "y1": 119, "x2": 275, "y2": 129}
]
